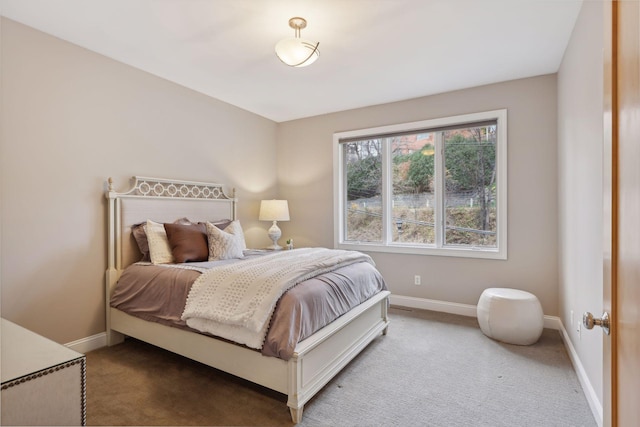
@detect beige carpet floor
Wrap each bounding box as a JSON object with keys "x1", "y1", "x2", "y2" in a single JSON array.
[{"x1": 86, "y1": 307, "x2": 597, "y2": 426}]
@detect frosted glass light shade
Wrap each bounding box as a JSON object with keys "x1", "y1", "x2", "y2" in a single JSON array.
[{"x1": 275, "y1": 38, "x2": 320, "y2": 67}]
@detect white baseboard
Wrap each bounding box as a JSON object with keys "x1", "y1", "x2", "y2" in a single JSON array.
[
  {"x1": 65, "y1": 332, "x2": 107, "y2": 354},
  {"x1": 390, "y1": 294, "x2": 478, "y2": 317},
  {"x1": 557, "y1": 322, "x2": 604, "y2": 427},
  {"x1": 542, "y1": 314, "x2": 562, "y2": 330},
  {"x1": 389, "y1": 294, "x2": 560, "y2": 330},
  {"x1": 390, "y1": 294, "x2": 602, "y2": 427}
]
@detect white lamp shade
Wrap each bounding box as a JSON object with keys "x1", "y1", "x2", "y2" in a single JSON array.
[
  {"x1": 259, "y1": 200, "x2": 290, "y2": 221},
  {"x1": 275, "y1": 38, "x2": 320, "y2": 67}
]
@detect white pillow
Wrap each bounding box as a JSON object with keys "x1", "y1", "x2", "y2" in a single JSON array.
[
  {"x1": 206, "y1": 220, "x2": 245, "y2": 260},
  {"x1": 229, "y1": 219, "x2": 247, "y2": 250},
  {"x1": 145, "y1": 219, "x2": 174, "y2": 264}
]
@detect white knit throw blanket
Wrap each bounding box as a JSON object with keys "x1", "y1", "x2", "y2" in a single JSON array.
[{"x1": 181, "y1": 247, "x2": 374, "y2": 349}]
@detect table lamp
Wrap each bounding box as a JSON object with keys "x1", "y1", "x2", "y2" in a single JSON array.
[{"x1": 259, "y1": 200, "x2": 290, "y2": 250}]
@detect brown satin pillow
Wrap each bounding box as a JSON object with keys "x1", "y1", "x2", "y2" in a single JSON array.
[
  {"x1": 163, "y1": 222, "x2": 208, "y2": 263},
  {"x1": 131, "y1": 217, "x2": 193, "y2": 262}
]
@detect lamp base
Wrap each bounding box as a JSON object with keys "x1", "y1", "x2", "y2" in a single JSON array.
[{"x1": 267, "y1": 221, "x2": 282, "y2": 250}]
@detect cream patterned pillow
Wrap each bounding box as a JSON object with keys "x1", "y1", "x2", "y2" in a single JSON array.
[
  {"x1": 145, "y1": 219, "x2": 174, "y2": 264},
  {"x1": 206, "y1": 220, "x2": 245, "y2": 260}
]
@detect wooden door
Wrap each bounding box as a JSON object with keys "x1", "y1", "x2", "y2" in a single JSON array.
[{"x1": 603, "y1": 1, "x2": 640, "y2": 425}]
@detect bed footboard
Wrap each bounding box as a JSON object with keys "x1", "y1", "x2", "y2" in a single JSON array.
[{"x1": 286, "y1": 290, "x2": 390, "y2": 422}]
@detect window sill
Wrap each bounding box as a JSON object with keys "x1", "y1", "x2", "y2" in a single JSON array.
[{"x1": 336, "y1": 242, "x2": 507, "y2": 260}]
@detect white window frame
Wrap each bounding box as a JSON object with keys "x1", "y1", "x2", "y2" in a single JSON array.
[{"x1": 333, "y1": 109, "x2": 507, "y2": 260}]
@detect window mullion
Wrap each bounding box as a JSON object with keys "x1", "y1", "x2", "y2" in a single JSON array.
[
  {"x1": 434, "y1": 132, "x2": 444, "y2": 248},
  {"x1": 381, "y1": 138, "x2": 392, "y2": 244},
  {"x1": 339, "y1": 144, "x2": 347, "y2": 244}
]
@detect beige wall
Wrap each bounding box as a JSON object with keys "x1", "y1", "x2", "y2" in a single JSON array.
[
  {"x1": 0, "y1": 18, "x2": 278, "y2": 343},
  {"x1": 277, "y1": 75, "x2": 559, "y2": 314},
  {"x1": 557, "y1": 0, "x2": 604, "y2": 408}
]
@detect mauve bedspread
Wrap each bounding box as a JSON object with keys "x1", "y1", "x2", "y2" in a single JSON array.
[{"x1": 110, "y1": 253, "x2": 387, "y2": 360}]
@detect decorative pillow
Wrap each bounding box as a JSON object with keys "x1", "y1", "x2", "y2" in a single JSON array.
[
  {"x1": 132, "y1": 217, "x2": 191, "y2": 262},
  {"x1": 164, "y1": 222, "x2": 208, "y2": 263},
  {"x1": 225, "y1": 220, "x2": 247, "y2": 250},
  {"x1": 206, "y1": 220, "x2": 246, "y2": 260},
  {"x1": 131, "y1": 223, "x2": 151, "y2": 261},
  {"x1": 208, "y1": 219, "x2": 232, "y2": 230},
  {"x1": 199, "y1": 219, "x2": 246, "y2": 249},
  {"x1": 145, "y1": 219, "x2": 175, "y2": 264}
]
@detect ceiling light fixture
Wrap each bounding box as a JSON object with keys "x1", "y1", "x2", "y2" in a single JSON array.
[{"x1": 275, "y1": 17, "x2": 320, "y2": 67}]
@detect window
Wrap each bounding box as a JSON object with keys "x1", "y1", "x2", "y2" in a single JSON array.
[{"x1": 333, "y1": 110, "x2": 507, "y2": 259}]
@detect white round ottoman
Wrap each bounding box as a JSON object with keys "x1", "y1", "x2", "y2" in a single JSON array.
[{"x1": 477, "y1": 288, "x2": 544, "y2": 345}]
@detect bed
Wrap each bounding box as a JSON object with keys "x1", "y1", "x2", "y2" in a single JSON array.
[{"x1": 105, "y1": 176, "x2": 390, "y2": 423}]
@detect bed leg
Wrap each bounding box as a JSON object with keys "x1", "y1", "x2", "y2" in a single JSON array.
[
  {"x1": 382, "y1": 325, "x2": 389, "y2": 336},
  {"x1": 107, "y1": 329, "x2": 125, "y2": 346},
  {"x1": 289, "y1": 406, "x2": 303, "y2": 424}
]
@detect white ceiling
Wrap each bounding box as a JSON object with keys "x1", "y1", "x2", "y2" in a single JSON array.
[{"x1": 1, "y1": 0, "x2": 583, "y2": 122}]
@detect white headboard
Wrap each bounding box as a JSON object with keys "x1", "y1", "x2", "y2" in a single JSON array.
[{"x1": 105, "y1": 176, "x2": 237, "y2": 297}]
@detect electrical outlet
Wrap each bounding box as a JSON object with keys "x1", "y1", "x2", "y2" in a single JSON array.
[{"x1": 414, "y1": 275, "x2": 421, "y2": 285}]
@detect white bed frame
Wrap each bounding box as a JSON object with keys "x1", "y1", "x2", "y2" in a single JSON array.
[{"x1": 105, "y1": 176, "x2": 390, "y2": 423}]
